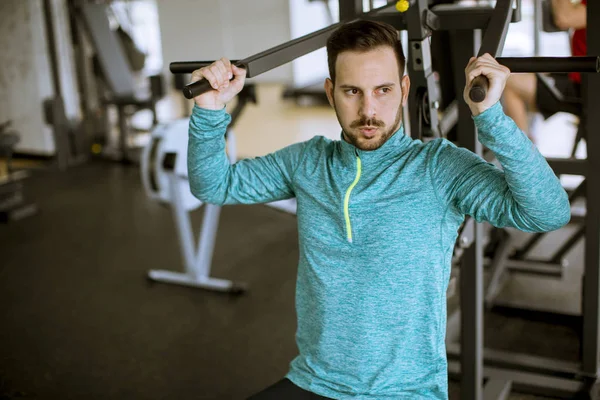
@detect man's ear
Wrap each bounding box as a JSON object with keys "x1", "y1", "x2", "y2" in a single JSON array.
[
  {"x1": 324, "y1": 78, "x2": 335, "y2": 108},
  {"x1": 401, "y1": 75, "x2": 410, "y2": 107}
]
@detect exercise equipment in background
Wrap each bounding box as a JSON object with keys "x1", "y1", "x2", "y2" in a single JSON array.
[
  {"x1": 0, "y1": 121, "x2": 38, "y2": 223},
  {"x1": 140, "y1": 84, "x2": 294, "y2": 293}
]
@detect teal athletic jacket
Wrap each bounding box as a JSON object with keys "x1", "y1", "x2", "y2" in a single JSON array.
[{"x1": 188, "y1": 101, "x2": 570, "y2": 399}]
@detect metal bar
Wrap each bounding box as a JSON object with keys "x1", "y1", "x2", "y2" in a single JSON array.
[
  {"x1": 498, "y1": 56, "x2": 599, "y2": 73},
  {"x1": 447, "y1": 343, "x2": 582, "y2": 378},
  {"x1": 366, "y1": 14, "x2": 407, "y2": 31},
  {"x1": 447, "y1": 361, "x2": 586, "y2": 399},
  {"x1": 167, "y1": 169, "x2": 196, "y2": 273},
  {"x1": 582, "y1": 0, "x2": 600, "y2": 377},
  {"x1": 248, "y1": 1, "x2": 394, "y2": 74},
  {"x1": 195, "y1": 204, "x2": 222, "y2": 279},
  {"x1": 513, "y1": 0, "x2": 522, "y2": 22},
  {"x1": 43, "y1": 0, "x2": 61, "y2": 96},
  {"x1": 484, "y1": 231, "x2": 514, "y2": 306},
  {"x1": 425, "y1": 2, "x2": 528, "y2": 32},
  {"x1": 547, "y1": 158, "x2": 587, "y2": 176},
  {"x1": 489, "y1": 302, "x2": 581, "y2": 329},
  {"x1": 570, "y1": 205, "x2": 586, "y2": 224},
  {"x1": 451, "y1": 28, "x2": 483, "y2": 400},
  {"x1": 503, "y1": 259, "x2": 563, "y2": 277},
  {"x1": 339, "y1": 0, "x2": 363, "y2": 20},
  {"x1": 533, "y1": 0, "x2": 542, "y2": 56},
  {"x1": 446, "y1": 309, "x2": 461, "y2": 346},
  {"x1": 469, "y1": 0, "x2": 515, "y2": 103},
  {"x1": 172, "y1": 56, "x2": 599, "y2": 76},
  {"x1": 550, "y1": 225, "x2": 586, "y2": 264},
  {"x1": 180, "y1": 1, "x2": 398, "y2": 99},
  {"x1": 406, "y1": 0, "x2": 430, "y2": 39},
  {"x1": 512, "y1": 232, "x2": 544, "y2": 259},
  {"x1": 425, "y1": 4, "x2": 494, "y2": 32},
  {"x1": 483, "y1": 379, "x2": 512, "y2": 400},
  {"x1": 478, "y1": 0, "x2": 515, "y2": 57},
  {"x1": 567, "y1": 179, "x2": 587, "y2": 201},
  {"x1": 406, "y1": 0, "x2": 440, "y2": 139}
]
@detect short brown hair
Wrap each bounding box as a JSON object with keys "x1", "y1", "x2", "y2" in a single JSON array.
[{"x1": 326, "y1": 20, "x2": 406, "y2": 84}]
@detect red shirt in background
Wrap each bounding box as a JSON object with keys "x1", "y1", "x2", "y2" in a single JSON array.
[{"x1": 570, "y1": 0, "x2": 587, "y2": 84}]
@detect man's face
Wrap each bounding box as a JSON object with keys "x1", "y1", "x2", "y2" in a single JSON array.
[{"x1": 325, "y1": 46, "x2": 410, "y2": 151}]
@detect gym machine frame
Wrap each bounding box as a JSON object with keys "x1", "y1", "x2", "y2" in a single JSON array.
[
  {"x1": 438, "y1": 2, "x2": 600, "y2": 400},
  {"x1": 172, "y1": 0, "x2": 600, "y2": 398}
]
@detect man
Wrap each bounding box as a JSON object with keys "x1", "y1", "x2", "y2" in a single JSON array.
[
  {"x1": 188, "y1": 20, "x2": 570, "y2": 399},
  {"x1": 503, "y1": 0, "x2": 587, "y2": 141}
]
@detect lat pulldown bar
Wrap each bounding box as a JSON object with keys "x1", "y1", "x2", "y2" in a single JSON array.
[{"x1": 171, "y1": 56, "x2": 599, "y2": 98}]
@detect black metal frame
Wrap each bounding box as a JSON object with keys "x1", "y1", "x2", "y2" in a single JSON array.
[
  {"x1": 443, "y1": 1, "x2": 600, "y2": 399},
  {"x1": 582, "y1": 0, "x2": 600, "y2": 385}
]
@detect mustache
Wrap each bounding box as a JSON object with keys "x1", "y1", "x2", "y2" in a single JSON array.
[{"x1": 350, "y1": 118, "x2": 385, "y2": 128}]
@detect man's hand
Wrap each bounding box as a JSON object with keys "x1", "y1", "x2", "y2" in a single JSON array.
[
  {"x1": 463, "y1": 53, "x2": 511, "y2": 116},
  {"x1": 191, "y1": 57, "x2": 246, "y2": 110}
]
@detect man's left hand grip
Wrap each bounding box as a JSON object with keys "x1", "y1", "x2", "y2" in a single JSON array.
[{"x1": 183, "y1": 79, "x2": 214, "y2": 99}]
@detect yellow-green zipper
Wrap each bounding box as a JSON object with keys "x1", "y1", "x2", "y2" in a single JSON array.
[{"x1": 344, "y1": 155, "x2": 362, "y2": 243}]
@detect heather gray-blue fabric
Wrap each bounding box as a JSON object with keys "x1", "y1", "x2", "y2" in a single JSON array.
[{"x1": 187, "y1": 101, "x2": 570, "y2": 399}]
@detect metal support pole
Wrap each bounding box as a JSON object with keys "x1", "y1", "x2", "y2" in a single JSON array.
[
  {"x1": 582, "y1": 0, "x2": 600, "y2": 379},
  {"x1": 533, "y1": 0, "x2": 542, "y2": 56},
  {"x1": 451, "y1": 28, "x2": 483, "y2": 400},
  {"x1": 339, "y1": 0, "x2": 363, "y2": 20},
  {"x1": 406, "y1": 0, "x2": 440, "y2": 139}
]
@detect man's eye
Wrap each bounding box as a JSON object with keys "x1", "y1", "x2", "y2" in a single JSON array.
[
  {"x1": 346, "y1": 89, "x2": 358, "y2": 95},
  {"x1": 380, "y1": 87, "x2": 390, "y2": 94}
]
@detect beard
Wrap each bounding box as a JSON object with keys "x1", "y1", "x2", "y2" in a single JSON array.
[{"x1": 335, "y1": 103, "x2": 404, "y2": 151}]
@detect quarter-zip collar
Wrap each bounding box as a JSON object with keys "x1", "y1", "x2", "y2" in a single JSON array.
[{"x1": 338, "y1": 124, "x2": 412, "y2": 167}]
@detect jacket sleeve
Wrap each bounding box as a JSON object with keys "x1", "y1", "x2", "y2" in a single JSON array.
[
  {"x1": 187, "y1": 105, "x2": 309, "y2": 205},
  {"x1": 429, "y1": 102, "x2": 571, "y2": 232}
]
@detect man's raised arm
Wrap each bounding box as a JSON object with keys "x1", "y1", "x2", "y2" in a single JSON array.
[
  {"x1": 187, "y1": 58, "x2": 308, "y2": 206},
  {"x1": 429, "y1": 54, "x2": 571, "y2": 232}
]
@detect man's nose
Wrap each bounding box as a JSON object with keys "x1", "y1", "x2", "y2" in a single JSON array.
[{"x1": 359, "y1": 94, "x2": 376, "y2": 119}]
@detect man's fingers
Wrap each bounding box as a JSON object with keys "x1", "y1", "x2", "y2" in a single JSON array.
[
  {"x1": 201, "y1": 68, "x2": 220, "y2": 90},
  {"x1": 211, "y1": 66, "x2": 226, "y2": 88},
  {"x1": 231, "y1": 64, "x2": 247, "y2": 82},
  {"x1": 220, "y1": 57, "x2": 233, "y2": 79},
  {"x1": 465, "y1": 56, "x2": 510, "y2": 84},
  {"x1": 215, "y1": 60, "x2": 231, "y2": 87}
]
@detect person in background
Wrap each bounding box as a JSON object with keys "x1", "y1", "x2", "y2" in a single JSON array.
[{"x1": 502, "y1": 0, "x2": 587, "y2": 142}]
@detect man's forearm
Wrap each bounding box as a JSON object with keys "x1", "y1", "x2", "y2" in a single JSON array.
[{"x1": 188, "y1": 106, "x2": 234, "y2": 205}]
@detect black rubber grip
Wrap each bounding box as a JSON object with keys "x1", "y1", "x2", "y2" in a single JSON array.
[
  {"x1": 183, "y1": 79, "x2": 216, "y2": 100},
  {"x1": 469, "y1": 75, "x2": 488, "y2": 103}
]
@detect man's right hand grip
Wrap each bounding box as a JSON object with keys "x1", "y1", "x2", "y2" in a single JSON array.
[
  {"x1": 183, "y1": 79, "x2": 215, "y2": 100},
  {"x1": 469, "y1": 75, "x2": 489, "y2": 103}
]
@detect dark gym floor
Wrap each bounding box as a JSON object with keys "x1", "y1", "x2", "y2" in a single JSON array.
[{"x1": 0, "y1": 161, "x2": 579, "y2": 399}]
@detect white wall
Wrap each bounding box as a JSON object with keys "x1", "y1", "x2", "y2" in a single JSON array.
[
  {"x1": 0, "y1": 0, "x2": 80, "y2": 155},
  {"x1": 157, "y1": 0, "x2": 293, "y2": 87},
  {"x1": 289, "y1": 0, "x2": 336, "y2": 88},
  {"x1": 0, "y1": 0, "x2": 53, "y2": 154}
]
